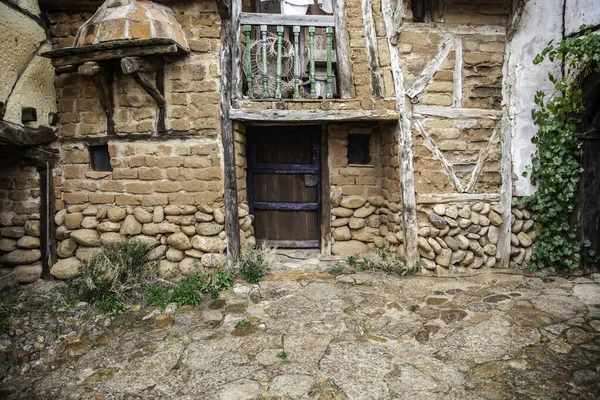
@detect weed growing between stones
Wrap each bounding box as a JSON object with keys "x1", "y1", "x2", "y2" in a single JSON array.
[
  {"x1": 276, "y1": 351, "x2": 290, "y2": 363},
  {"x1": 235, "y1": 320, "x2": 252, "y2": 329},
  {"x1": 330, "y1": 247, "x2": 417, "y2": 277},
  {"x1": 145, "y1": 267, "x2": 234, "y2": 310},
  {"x1": 234, "y1": 243, "x2": 276, "y2": 283}
]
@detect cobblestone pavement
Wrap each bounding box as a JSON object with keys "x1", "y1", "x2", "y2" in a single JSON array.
[{"x1": 1, "y1": 271, "x2": 600, "y2": 399}]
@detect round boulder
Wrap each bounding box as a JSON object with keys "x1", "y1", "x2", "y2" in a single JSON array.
[
  {"x1": 0, "y1": 249, "x2": 41, "y2": 266},
  {"x1": 14, "y1": 264, "x2": 42, "y2": 284},
  {"x1": 70, "y1": 229, "x2": 101, "y2": 247},
  {"x1": 51, "y1": 257, "x2": 81, "y2": 279}
]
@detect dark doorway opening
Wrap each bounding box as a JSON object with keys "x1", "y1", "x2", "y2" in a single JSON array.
[
  {"x1": 578, "y1": 73, "x2": 600, "y2": 273},
  {"x1": 246, "y1": 125, "x2": 321, "y2": 248}
]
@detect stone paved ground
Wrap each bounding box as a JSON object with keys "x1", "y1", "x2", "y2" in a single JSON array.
[{"x1": 2, "y1": 270, "x2": 600, "y2": 399}]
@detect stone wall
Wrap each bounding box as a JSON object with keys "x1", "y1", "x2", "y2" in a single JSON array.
[
  {"x1": 416, "y1": 198, "x2": 535, "y2": 274},
  {"x1": 327, "y1": 123, "x2": 404, "y2": 255},
  {"x1": 50, "y1": 202, "x2": 255, "y2": 279},
  {"x1": 0, "y1": 165, "x2": 42, "y2": 284}
]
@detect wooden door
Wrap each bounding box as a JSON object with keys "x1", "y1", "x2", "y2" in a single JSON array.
[{"x1": 247, "y1": 125, "x2": 321, "y2": 248}]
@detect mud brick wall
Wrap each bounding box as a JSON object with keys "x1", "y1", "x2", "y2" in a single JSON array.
[{"x1": 0, "y1": 165, "x2": 42, "y2": 284}]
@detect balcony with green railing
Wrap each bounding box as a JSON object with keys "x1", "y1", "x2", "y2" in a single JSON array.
[{"x1": 239, "y1": 13, "x2": 338, "y2": 100}]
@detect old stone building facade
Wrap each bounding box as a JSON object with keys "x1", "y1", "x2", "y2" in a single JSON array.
[{"x1": 0, "y1": 0, "x2": 599, "y2": 284}]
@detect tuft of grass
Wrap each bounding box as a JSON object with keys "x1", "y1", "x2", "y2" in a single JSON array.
[
  {"x1": 353, "y1": 246, "x2": 416, "y2": 277},
  {"x1": 327, "y1": 263, "x2": 346, "y2": 275},
  {"x1": 69, "y1": 239, "x2": 155, "y2": 313},
  {"x1": 145, "y1": 268, "x2": 235, "y2": 310},
  {"x1": 235, "y1": 243, "x2": 276, "y2": 284},
  {"x1": 235, "y1": 320, "x2": 252, "y2": 329}
]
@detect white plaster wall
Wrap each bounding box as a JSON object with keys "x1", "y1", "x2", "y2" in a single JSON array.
[
  {"x1": 565, "y1": 0, "x2": 600, "y2": 36},
  {"x1": 509, "y1": 0, "x2": 564, "y2": 197}
]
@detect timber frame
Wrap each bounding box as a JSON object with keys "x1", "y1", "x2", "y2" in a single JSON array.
[{"x1": 42, "y1": 39, "x2": 188, "y2": 136}]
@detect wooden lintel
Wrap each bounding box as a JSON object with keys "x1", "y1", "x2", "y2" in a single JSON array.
[
  {"x1": 240, "y1": 12, "x2": 334, "y2": 27},
  {"x1": 0, "y1": 120, "x2": 56, "y2": 146},
  {"x1": 417, "y1": 193, "x2": 501, "y2": 204},
  {"x1": 230, "y1": 108, "x2": 398, "y2": 121},
  {"x1": 22, "y1": 146, "x2": 59, "y2": 167},
  {"x1": 131, "y1": 72, "x2": 166, "y2": 106},
  {"x1": 46, "y1": 43, "x2": 181, "y2": 68},
  {"x1": 413, "y1": 105, "x2": 503, "y2": 119}
]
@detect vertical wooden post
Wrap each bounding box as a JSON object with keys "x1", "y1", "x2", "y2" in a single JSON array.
[
  {"x1": 260, "y1": 25, "x2": 268, "y2": 98},
  {"x1": 382, "y1": 0, "x2": 419, "y2": 264},
  {"x1": 333, "y1": 0, "x2": 354, "y2": 98},
  {"x1": 38, "y1": 164, "x2": 55, "y2": 279},
  {"x1": 321, "y1": 125, "x2": 332, "y2": 255},
  {"x1": 325, "y1": 27, "x2": 334, "y2": 99},
  {"x1": 231, "y1": 0, "x2": 243, "y2": 100},
  {"x1": 220, "y1": 0, "x2": 241, "y2": 265},
  {"x1": 243, "y1": 25, "x2": 253, "y2": 98},
  {"x1": 308, "y1": 26, "x2": 316, "y2": 99},
  {"x1": 276, "y1": 25, "x2": 284, "y2": 99},
  {"x1": 499, "y1": 39, "x2": 513, "y2": 268},
  {"x1": 293, "y1": 25, "x2": 301, "y2": 99},
  {"x1": 362, "y1": 0, "x2": 384, "y2": 98}
]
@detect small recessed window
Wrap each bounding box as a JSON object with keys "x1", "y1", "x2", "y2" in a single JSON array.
[
  {"x1": 347, "y1": 134, "x2": 370, "y2": 165},
  {"x1": 89, "y1": 145, "x2": 112, "y2": 172}
]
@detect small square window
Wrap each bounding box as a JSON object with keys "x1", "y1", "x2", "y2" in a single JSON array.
[
  {"x1": 89, "y1": 145, "x2": 112, "y2": 172},
  {"x1": 347, "y1": 134, "x2": 370, "y2": 165}
]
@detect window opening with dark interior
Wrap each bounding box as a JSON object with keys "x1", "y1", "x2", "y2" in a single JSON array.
[
  {"x1": 89, "y1": 145, "x2": 112, "y2": 172},
  {"x1": 347, "y1": 134, "x2": 370, "y2": 165}
]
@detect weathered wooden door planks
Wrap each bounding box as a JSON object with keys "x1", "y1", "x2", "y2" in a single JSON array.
[{"x1": 247, "y1": 125, "x2": 321, "y2": 248}]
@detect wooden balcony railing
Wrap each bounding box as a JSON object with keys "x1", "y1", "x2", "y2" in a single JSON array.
[{"x1": 239, "y1": 13, "x2": 337, "y2": 100}]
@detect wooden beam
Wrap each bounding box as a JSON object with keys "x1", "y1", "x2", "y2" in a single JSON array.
[
  {"x1": 21, "y1": 107, "x2": 37, "y2": 123},
  {"x1": 333, "y1": 0, "x2": 353, "y2": 99},
  {"x1": 417, "y1": 193, "x2": 500, "y2": 204},
  {"x1": 453, "y1": 37, "x2": 463, "y2": 108},
  {"x1": 131, "y1": 72, "x2": 166, "y2": 105},
  {"x1": 79, "y1": 62, "x2": 115, "y2": 135},
  {"x1": 465, "y1": 124, "x2": 499, "y2": 193},
  {"x1": 321, "y1": 125, "x2": 332, "y2": 255},
  {"x1": 37, "y1": 164, "x2": 55, "y2": 280},
  {"x1": 240, "y1": 12, "x2": 335, "y2": 27},
  {"x1": 414, "y1": 120, "x2": 464, "y2": 193},
  {"x1": 498, "y1": 39, "x2": 514, "y2": 268},
  {"x1": 44, "y1": 41, "x2": 183, "y2": 68},
  {"x1": 391, "y1": 0, "x2": 404, "y2": 45},
  {"x1": 231, "y1": 0, "x2": 242, "y2": 99},
  {"x1": 362, "y1": 0, "x2": 384, "y2": 98},
  {"x1": 382, "y1": 0, "x2": 419, "y2": 265},
  {"x1": 402, "y1": 22, "x2": 505, "y2": 36},
  {"x1": 216, "y1": 0, "x2": 231, "y2": 19},
  {"x1": 230, "y1": 108, "x2": 399, "y2": 121},
  {"x1": 0, "y1": 120, "x2": 56, "y2": 146},
  {"x1": 413, "y1": 105, "x2": 503, "y2": 119},
  {"x1": 120, "y1": 56, "x2": 164, "y2": 74},
  {"x1": 406, "y1": 35, "x2": 454, "y2": 98},
  {"x1": 220, "y1": 6, "x2": 241, "y2": 265},
  {"x1": 22, "y1": 146, "x2": 59, "y2": 167}
]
